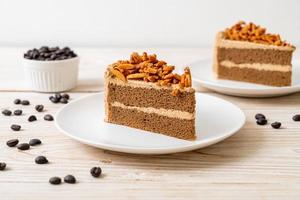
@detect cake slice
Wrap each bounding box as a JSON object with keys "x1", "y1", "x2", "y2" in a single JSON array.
[
  {"x1": 104, "y1": 52, "x2": 196, "y2": 140},
  {"x1": 213, "y1": 21, "x2": 296, "y2": 86}
]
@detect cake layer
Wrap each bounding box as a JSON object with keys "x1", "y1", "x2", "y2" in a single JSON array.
[
  {"x1": 106, "y1": 105, "x2": 196, "y2": 140},
  {"x1": 217, "y1": 47, "x2": 293, "y2": 65},
  {"x1": 217, "y1": 64, "x2": 291, "y2": 86},
  {"x1": 107, "y1": 80, "x2": 195, "y2": 113}
]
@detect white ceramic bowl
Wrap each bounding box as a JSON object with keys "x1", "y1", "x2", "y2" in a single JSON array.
[{"x1": 23, "y1": 57, "x2": 79, "y2": 92}]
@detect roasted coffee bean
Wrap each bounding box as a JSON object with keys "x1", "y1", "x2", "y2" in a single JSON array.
[
  {"x1": 24, "y1": 46, "x2": 77, "y2": 61},
  {"x1": 256, "y1": 118, "x2": 267, "y2": 125},
  {"x1": 49, "y1": 96, "x2": 59, "y2": 103},
  {"x1": 35, "y1": 156, "x2": 48, "y2": 164},
  {"x1": 35, "y1": 104, "x2": 44, "y2": 112},
  {"x1": 6, "y1": 139, "x2": 19, "y2": 147},
  {"x1": 271, "y1": 122, "x2": 281, "y2": 129},
  {"x1": 10, "y1": 124, "x2": 21, "y2": 131},
  {"x1": 0, "y1": 162, "x2": 6, "y2": 170},
  {"x1": 17, "y1": 143, "x2": 30, "y2": 150},
  {"x1": 14, "y1": 109, "x2": 22, "y2": 116},
  {"x1": 14, "y1": 99, "x2": 21, "y2": 104},
  {"x1": 64, "y1": 175, "x2": 76, "y2": 184},
  {"x1": 55, "y1": 93, "x2": 62, "y2": 100},
  {"x1": 60, "y1": 98, "x2": 68, "y2": 104},
  {"x1": 2, "y1": 109, "x2": 12, "y2": 116},
  {"x1": 21, "y1": 100, "x2": 30, "y2": 105},
  {"x1": 61, "y1": 93, "x2": 70, "y2": 100},
  {"x1": 29, "y1": 138, "x2": 42, "y2": 146},
  {"x1": 44, "y1": 114, "x2": 54, "y2": 121},
  {"x1": 255, "y1": 113, "x2": 266, "y2": 120},
  {"x1": 49, "y1": 177, "x2": 61, "y2": 185},
  {"x1": 293, "y1": 114, "x2": 300, "y2": 121},
  {"x1": 28, "y1": 115, "x2": 37, "y2": 122},
  {"x1": 90, "y1": 167, "x2": 102, "y2": 177}
]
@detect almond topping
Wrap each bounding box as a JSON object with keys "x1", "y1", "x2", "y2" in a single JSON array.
[
  {"x1": 127, "y1": 73, "x2": 147, "y2": 79},
  {"x1": 224, "y1": 21, "x2": 292, "y2": 47},
  {"x1": 111, "y1": 69, "x2": 126, "y2": 82},
  {"x1": 118, "y1": 63, "x2": 135, "y2": 70},
  {"x1": 110, "y1": 52, "x2": 193, "y2": 96}
]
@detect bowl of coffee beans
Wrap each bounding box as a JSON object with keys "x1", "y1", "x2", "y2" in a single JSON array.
[{"x1": 23, "y1": 46, "x2": 79, "y2": 92}]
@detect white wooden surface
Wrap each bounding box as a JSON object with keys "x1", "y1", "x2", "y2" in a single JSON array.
[{"x1": 0, "y1": 48, "x2": 299, "y2": 200}]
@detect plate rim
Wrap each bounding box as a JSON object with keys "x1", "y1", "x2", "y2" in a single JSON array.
[
  {"x1": 190, "y1": 59, "x2": 300, "y2": 92},
  {"x1": 55, "y1": 92, "x2": 246, "y2": 154}
]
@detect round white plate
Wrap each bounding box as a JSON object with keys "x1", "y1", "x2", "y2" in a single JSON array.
[
  {"x1": 55, "y1": 92, "x2": 245, "y2": 154},
  {"x1": 190, "y1": 59, "x2": 300, "y2": 97}
]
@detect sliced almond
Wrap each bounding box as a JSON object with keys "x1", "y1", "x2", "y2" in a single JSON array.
[
  {"x1": 127, "y1": 73, "x2": 147, "y2": 79},
  {"x1": 155, "y1": 61, "x2": 167, "y2": 67},
  {"x1": 163, "y1": 65, "x2": 175, "y2": 71},
  {"x1": 146, "y1": 67, "x2": 158, "y2": 74},
  {"x1": 118, "y1": 63, "x2": 135, "y2": 70},
  {"x1": 111, "y1": 69, "x2": 126, "y2": 82},
  {"x1": 163, "y1": 73, "x2": 174, "y2": 80},
  {"x1": 174, "y1": 73, "x2": 181, "y2": 80},
  {"x1": 171, "y1": 88, "x2": 179, "y2": 97}
]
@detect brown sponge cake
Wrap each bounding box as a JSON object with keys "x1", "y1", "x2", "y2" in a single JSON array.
[
  {"x1": 105, "y1": 52, "x2": 196, "y2": 140},
  {"x1": 213, "y1": 21, "x2": 296, "y2": 87}
]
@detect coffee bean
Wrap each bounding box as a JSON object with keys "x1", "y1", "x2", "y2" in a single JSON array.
[
  {"x1": 256, "y1": 118, "x2": 267, "y2": 125},
  {"x1": 6, "y1": 139, "x2": 19, "y2": 147},
  {"x1": 44, "y1": 114, "x2": 54, "y2": 121},
  {"x1": 0, "y1": 162, "x2": 6, "y2": 170},
  {"x1": 10, "y1": 124, "x2": 21, "y2": 131},
  {"x1": 90, "y1": 167, "x2": 102, "y2": 177},
  {"x1": 271, "y1": 122, "x2": 281, "y2": 129},
  {"x1": 61, "y1": 93, "x2": 70, "y2": 100},
  {"x1": 24, "y1": 46, "x2": 77, "y2": 61},
  {"x1": 28, "y1": 115, "x2": 37, "y2": 122},
  {"x1": 29, "y1": 138, "x2": 42, "y2": 146},
  {"x1": 293, "y1": 114, "x2": 300, "y2": 121},
  {"x1": 35, "y1": 105, "x2": 44, "y2": 112},
  {"x1": 35, "y1": 156, "x2": 48, "y2": 164},
  {"x1": 49, "y1": 177, "x2": 61, "y2": 185},
  {"x1": 50, "y1": 54, "x2": 57, "y2": 60},
  {"x1": 49, "y1": 96, "x2": 59, "y2": 103},
  {"x1": 60, "y1": 97, "x2": 68, "y2": 104},
  {"x1": 64, "y1": 175, "x2": 76, "y2": 184},
  {"x1": 14, "y1": 109, "x2": 22, "y2": 116},
  {"x1": 17, "y1": 143, "x2": 30, "y2": 150},
  {"x1": 2, "y1": 109, "x2": 12, "y2": 116},
  {"x1": 255, "y1": 113, "x2": 265, "y2": 120},
  {"x1": 21, "y1": 100, "x2": 30, "y2": 105},
  {"x1": 55, "y1": 93, "x2": 62, "y2": 100},
  {"x1": 14, "y1": 99, "x2": 21, "y2": 104}
]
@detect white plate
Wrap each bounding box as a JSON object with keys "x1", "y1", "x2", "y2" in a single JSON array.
[
  {"x1": 55, "y1": 92, "x2": 245, "y2": 154},
  {"x1": 191, "y1": 59, "x2": 300, "y2": 97}
]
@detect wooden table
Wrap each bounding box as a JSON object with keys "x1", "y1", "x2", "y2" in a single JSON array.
[{"x1": 0, "y1": 48, "x2": 299, "y2": 200}]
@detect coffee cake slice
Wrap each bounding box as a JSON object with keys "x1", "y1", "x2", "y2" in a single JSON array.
[
  {"x1": 213, "y1": 21, "x2": 296, "y2": 87},
  {"x1": 104, "y1": 52, "x2": 196, "y2": 140}
]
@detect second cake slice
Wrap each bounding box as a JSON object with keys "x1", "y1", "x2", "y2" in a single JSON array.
[{"x1": 213, "y1": 21, "x2": 296, "y2": 87}]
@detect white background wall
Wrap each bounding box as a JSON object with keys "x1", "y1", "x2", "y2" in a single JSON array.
[{"x1": 0, "y1": 0, "x2": 299, "y2": 47}]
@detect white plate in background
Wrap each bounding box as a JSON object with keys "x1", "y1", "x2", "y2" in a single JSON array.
[
  {"x1": 190, "y1": 59, "x2": 300, "y2": 97},
  {"x1": 55, "y1": 92, "x2": 245, "y2": 154}
]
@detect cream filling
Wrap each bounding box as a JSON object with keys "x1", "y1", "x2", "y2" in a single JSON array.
[
  {"x1": 111, "y1": 101, "x2": 195, "y2": 120},
  {"x1": 108, "y1": 76, "x2": 194, "y2": 92},
  {"x1": 220, "y1": 60, "x2": 292, "y2": 72}
]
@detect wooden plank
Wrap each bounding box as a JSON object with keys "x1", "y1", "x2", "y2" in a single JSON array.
[{"x1": 0, "y1": 92, "x2": 299, "y2": 199}]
